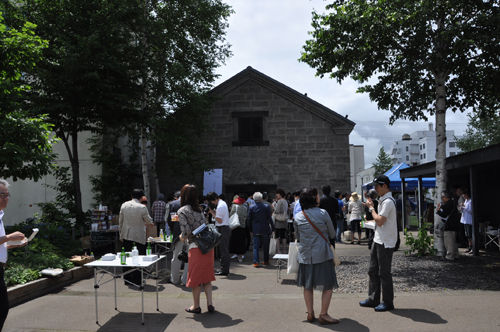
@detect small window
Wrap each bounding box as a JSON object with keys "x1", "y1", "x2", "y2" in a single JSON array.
[
  {"x1": 423, "y1": 143, "x2": 426, "y2": 149},
  {"x1": 406, "y1": 156, "x2": 409, "y2": 161},
  {"x1": 406, "y1": 146, "x2": 409, "y2": 152},
  {"x1": 449, "y1": 142, "x2": 456, "y2": 148},
  {"x1": 423, "y1": 153, "x2": 426, "y2": 159},
  {"x1": 239, "y1": 117, "x2": 262, "y2": 143}
]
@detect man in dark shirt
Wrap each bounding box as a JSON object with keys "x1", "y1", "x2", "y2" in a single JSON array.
[
  {"x1": 248, "y1": 192, "x2": 274, "y2": 267},
  {"x1": 319, "y1": 185, "x2": 338, "y2": 237}
]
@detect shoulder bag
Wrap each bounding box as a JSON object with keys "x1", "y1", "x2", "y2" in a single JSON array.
[
  {"x1": 193, "y1": 223, "x2": 222, "y2": 254},
  {"x1": 302, "y1": 211, "x2": 340, "y2": 266}
]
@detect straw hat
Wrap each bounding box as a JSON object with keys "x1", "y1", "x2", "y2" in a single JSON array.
[{"x1": 350, "y1": 192, "x2": 360, "y2": 201}]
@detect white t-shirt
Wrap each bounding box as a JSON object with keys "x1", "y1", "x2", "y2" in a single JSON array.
[
  {"x1": 373, "y1": 192, "x2": 398, "y2": 248},
  {"x1": 0, "y1": 210, "x2": 7, "y2": 263},
  {"x1": 215, "y1": 199, "x2": 230, "y2": 226}
]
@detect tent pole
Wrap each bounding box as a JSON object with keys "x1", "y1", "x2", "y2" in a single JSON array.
[{"x1": 418, "y1": 177, "x2": 423, "y2": 229}]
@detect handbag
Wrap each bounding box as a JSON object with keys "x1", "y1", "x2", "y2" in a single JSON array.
[
  {"x1": 193, "y1": 224, "x2": 222, "y2": 254},
  {"x1": 229, "y1": 207, "x2": 241, "y2": 230},
  {"x1": 287, "y1": 240, "x2": 299, "y2": 274},
  {"x1": 269, "y1": 236, "x2": 277, "y2": 256},
  {"x1": 302, "y1": 211, "x2": 340, "y2": 267},
  {"x1": 177, "y1": 249, "x2": 188, "y2": 263}
]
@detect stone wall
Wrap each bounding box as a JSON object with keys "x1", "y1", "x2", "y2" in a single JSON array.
[{"x1": 201, "y1": 78, "x2": 351, "y2": 196}]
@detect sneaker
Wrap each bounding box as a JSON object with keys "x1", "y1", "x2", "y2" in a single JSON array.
[
  {"x1": 253, "y1": 263, "x2": 260, "y2": 268},
  {"x1": 359, "y1": 299, "x2": 379, "y2": 308},
  {"x1": 374, "y1": 303, "x2": 394, "y2": 312}
]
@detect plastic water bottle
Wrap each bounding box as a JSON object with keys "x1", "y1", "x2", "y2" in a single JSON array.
[
  {"x1": 159, "y1": 229, "x2": 164, "y2": 240},
  {"x1": 131, "y1": 243, "x2": 139, "y2": 264}
]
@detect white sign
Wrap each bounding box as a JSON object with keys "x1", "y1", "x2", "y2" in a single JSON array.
[{"x1": 203, "y1": 169, "x2": 223, "y2": 195}]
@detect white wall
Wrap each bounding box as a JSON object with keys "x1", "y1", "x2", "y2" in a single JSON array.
[
  {"x1": 355, "y1": 166, "x2": 376, "y2": 197},
  {"x1": 350, "y1": 145, "x2": 365, "y2": 192},
  {"x1": 3, "y1": 131, "x2": 101, "y2": 226}
]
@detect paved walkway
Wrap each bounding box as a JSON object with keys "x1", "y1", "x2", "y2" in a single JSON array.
[{"x1": 5, "y1": 242, "x2": 500, "y2": 332}]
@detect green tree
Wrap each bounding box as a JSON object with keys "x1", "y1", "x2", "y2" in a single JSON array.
[
  {"x1": 456, "y1": 112, "x2": 500, "y2": 152},
  {"x1": 133, "y1": 0, "x2": 232, "y2": 202},
  {"x1": 372, "y1": 147, "x2": 393, "y2": 176},
  {"x1": 301, "y1": 0, "x2": 499, "y2": 200},
  {"x1": 0, "y1": 8, "x2": 56, "y2": 181},
  {"x1": 22, "y1": 0, "x2": 144, "y2": 223}
]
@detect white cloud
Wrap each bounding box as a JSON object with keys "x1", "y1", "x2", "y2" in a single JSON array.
[{"x1": 215, "y1": 0, "x2": 470, "y2": 169}]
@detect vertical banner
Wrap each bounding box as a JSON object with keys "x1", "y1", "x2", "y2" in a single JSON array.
[{"x1": 203, "y1": 169, "x2": 223, "y2": 196}]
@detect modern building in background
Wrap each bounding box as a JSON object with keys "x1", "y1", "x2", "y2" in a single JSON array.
[
  {"x1": 350, "y1": 144, "x2": 365, "y2": 192},
  {"x1": 355, "y1": 166, "x2": 376, "y2": 197},
  {"x1": 390, "y1": 123, "x2": 461, "y2": 166}
]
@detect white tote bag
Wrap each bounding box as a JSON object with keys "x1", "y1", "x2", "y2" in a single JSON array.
[
  {"x1": 269, "y1": 237, "x2": 277, "y2": 256},
  {"x1": 229, "y1": 211, "x2": 240, "y2": 230},
  {"x1": 287, "y1": 240, "x2": 299, "y2": 274}
]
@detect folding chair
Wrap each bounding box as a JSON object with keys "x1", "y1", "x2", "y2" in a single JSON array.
[{"x1": 485, "y1": 226, "x2": 500, "y2": 250}]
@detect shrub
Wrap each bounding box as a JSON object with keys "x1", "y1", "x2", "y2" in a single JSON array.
[
  {"x1": 5, "y1": 238, "x2": 74, "y2": 287},
  {"x1": 404, "y1": 224, "x2": 437, "y2": 257}
]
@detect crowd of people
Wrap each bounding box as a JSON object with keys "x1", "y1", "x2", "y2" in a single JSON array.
[
  {"x1": 0, "y1": 172, "x2": 479, "y2": 329},
  {"x1": 113, "y1": 174, "x2": 403, "y2": 323}
]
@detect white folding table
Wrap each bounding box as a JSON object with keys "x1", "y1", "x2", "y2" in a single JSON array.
[
  {"x1": 272, "y1": 254, "x2": 289, "y2": 282},
  {"x1": 85, "y1": 255, "x2": 166, "y2": 325}
]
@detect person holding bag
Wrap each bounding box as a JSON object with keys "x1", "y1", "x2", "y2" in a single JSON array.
[
  {"x1": 272, "y1": 189, "x2": 289, "y2": 254},
  {"x1": 294, "y1": 188, "x2": 339, "y2": 325},
  {"x1": 229, "y1": 195, "x2": 248, "y2": 262},
  {"x1": 178, "y1": 184, "x2": 216, "y2": 314}
]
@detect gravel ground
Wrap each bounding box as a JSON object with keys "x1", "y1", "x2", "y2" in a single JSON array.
[{"x1": 334, "y1": 254, "x2": 500, "y2": 294}]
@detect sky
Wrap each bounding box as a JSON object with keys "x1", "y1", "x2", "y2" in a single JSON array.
[{"x1": 213, "y1": 0, "x2": 470, "y2": 168}]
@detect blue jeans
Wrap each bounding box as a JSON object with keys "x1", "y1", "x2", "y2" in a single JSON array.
[
  {"x1": 336, "y1": 219, "x2": 344, "y2": 242},
  {"x1": 253, "y1": 234, "x2": 270, "y2": 264}
]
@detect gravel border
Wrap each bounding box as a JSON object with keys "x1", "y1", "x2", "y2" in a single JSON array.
[{"x1": 333, "y1": 254, "x2": 500, "y2": 294}]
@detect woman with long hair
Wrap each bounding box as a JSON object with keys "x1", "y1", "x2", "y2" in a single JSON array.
[{"x1": 178, "y1": 184, "x2": 215, "y2": 313}]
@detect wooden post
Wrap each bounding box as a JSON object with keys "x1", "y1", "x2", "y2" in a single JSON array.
[{"x1": 469, "y1": 166, "x2": 479, "y2": 256}]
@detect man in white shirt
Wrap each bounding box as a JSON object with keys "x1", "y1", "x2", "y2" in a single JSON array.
[
  {"x1": 207, "y1": 192, "x2": 230, "y2": 276},
  {"x1": 0, "y1": 179, "x2": 27, "y2": 330},
  {"x1": 360, "y1": 175, "x2": 397, "y2": 312}
]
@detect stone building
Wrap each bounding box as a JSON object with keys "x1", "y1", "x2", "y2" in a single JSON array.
[{"x1": 198, "y1": 66, "x2": 355, "y2": 197}]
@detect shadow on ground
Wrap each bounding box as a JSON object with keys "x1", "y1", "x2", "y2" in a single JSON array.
[
  {"x1": 311, "y1": 318, "x2": 369, "y2": 331},
  {"x1": 97, "y1": 312, "x2": 175, "y2": 331},
  {"x1": 391, "y1": 308, "x2": 447, "y2": 324},
  {"x1": 189, "y1": 311, "x2": 243, "y2": 328}
]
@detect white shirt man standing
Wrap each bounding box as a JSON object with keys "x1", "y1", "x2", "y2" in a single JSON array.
[
  {"x1": 207, "y1": 192, "x2": 230, "y2": 276},
  {"x1": 359, "y1": 175, "x2": 397, "y2": 312},
  {"x1": 0, "y1": 179, "x2": 27, "y2": 330}
]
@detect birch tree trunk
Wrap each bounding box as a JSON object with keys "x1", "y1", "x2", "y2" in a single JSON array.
[
  {"x1": 140, "y1": 127, "x2": 151, "y2": 208},
  {"x1": 149, "y1": 141, "x2": 160, "y2": 200},
  {"x1": 434, "y1": 72, "x2": 447, "y2": 256}
]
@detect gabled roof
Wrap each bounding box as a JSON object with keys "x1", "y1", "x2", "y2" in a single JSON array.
[{"x1": 210, "y1": 66, "x2": 355, "y2": 132}]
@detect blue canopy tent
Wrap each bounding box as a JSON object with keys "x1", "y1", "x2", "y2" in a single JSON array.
[{"x1": 363, "y1": 163, "x2": 435, "y2": 191}]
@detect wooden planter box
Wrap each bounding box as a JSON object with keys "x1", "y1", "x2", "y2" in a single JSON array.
[{"x1": 7, "y1": 266, "x2": 93, "y2": 308}]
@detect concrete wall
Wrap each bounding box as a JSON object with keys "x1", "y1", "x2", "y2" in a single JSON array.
[
  {"x1": 349, "y1": 144, "x2": 365, "y2": 192},
  {"x1": 3, "y1": 131, "x2": 101, "y2": 226},
  {"x1": 199, "y1": 78, "x2": 351, "y2": 196}
]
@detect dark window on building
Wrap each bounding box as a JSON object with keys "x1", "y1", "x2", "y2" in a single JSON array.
[
  {"x1": 423, "y1": 143, "x2": 426, "y2": 149},
  {"x1": 449, "y1": 141, "x2": 456, "y2": 148},
  {"x1": 423, "y1": 153, "x2": 426, "y2": 159},
  {"x1": 232, "y1": 111, "x2": 269, "y2": 146},
  {"x1": 406, "y1": 146, "x2": 409, "y2": 152},
  {"x1": 406, "y1": 156, "x2": 409, "y2": 161},
  {"x1": 239, "y1": 117, "x2": 262, "y2": 143}
]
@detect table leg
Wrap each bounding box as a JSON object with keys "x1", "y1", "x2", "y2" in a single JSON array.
[
  {"x1": 94, "y1": 268, "x2": 99, "y2": 325},
  {"x1": 141, "y1": 268, "x2": 144, "y2": 325},
  {"x1": 114, "y1": 267, "x2": 117, "y2": 310},
  {"x1": 156, "y1": 260, "x2": 159, "y2": 311}
]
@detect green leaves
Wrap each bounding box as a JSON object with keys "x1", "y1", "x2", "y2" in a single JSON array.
[
  {"x1": 372, "y1": 147, "x2": 393, "y2": 176},
  {"x1": 301, "y1": 0, "x2": 500, "y2": 121}
]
